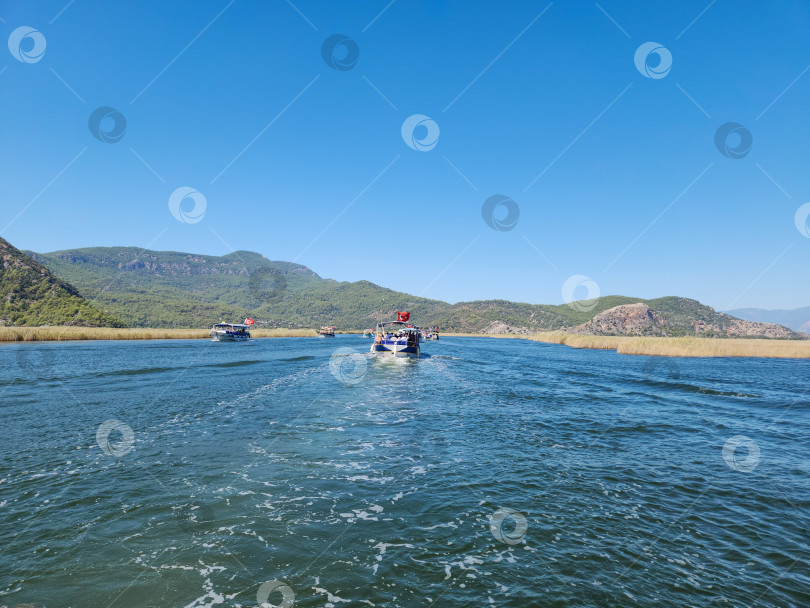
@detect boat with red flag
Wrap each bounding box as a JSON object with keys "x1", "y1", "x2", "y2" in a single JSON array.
[
  {"x1": 210, "y1": 318, "x2": 253, "y2": 341},
  {"x1": 318, "y1": 326, "x2": 336, "y2": 337},
  {"x1": 370, "y1": 311, "x2": 421, "y2": 358}
]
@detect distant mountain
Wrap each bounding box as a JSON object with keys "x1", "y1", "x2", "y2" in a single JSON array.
[
  {"x1": 0, "y1": 238, "x2": 123, "y2": 327},
  {"x1": 28, "y1": 246, "x2": 802, "y2": 338},
  {"x1": 726, "y1": 307, "x2": 810, "y2": 333},
  {"x1": 575, "y1": 303, "x2": 796, "y2": 339}
]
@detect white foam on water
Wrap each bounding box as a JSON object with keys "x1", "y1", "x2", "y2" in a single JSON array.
[
  {"x1": 312, "y1": 585, "x2": 352, "y2": 606},
  {"x1": 346, "y1": 475, "x2": 394, "y2": 484},
  {"x1": 339, "y1": 507, "x2": 381, "y2": 522}
]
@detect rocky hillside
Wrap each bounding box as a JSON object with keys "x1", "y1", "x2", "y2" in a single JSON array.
[
  {"x1": 569, "y1": 303, "x2": 797, "y2": 338},
  {"x1": 0, "y1": 238, "x2": 123, "y2": 327},
  {"x1": 572, "y1": 303, "x2": 666, "y2": 335}
]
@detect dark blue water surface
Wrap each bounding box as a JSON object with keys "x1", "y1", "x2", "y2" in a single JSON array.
[{"x1": 0, "y1": 336, "x2": 808, "y2": 607}]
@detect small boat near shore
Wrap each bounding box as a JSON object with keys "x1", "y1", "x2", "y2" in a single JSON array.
[
  {"x1": 210, "y1": 322, "x2": 251, "y2": 341},
  {"x1": 318, "y1": 326, "x2": 336, "y2": 337},
  {"x1": 370, "y1": 321, "x2": 421, "y2": 358},
  {"x1": 420, "y1": 326, "x2": 440, "y2": 341}
]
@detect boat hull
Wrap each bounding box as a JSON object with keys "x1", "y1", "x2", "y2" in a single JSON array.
[
  {"x1": 211, "y1": 331, "x2": 250, "y2": 342},
  {"x1": 370, "y1": 341, "x2": 420, "y2": 358}
]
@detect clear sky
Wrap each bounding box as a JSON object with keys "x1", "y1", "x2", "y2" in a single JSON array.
[{"x1": 2, "y1": 0, "x2": 809, "y2": 310}]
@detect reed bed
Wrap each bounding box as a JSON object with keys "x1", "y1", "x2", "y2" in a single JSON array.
[
  {"x1": 0, "y1": 327, "x2": 317, "y2": 342},
  {"x1": 524, "y1": 331, "x2": 810, "y2": 359},
  {"x1": 3, "y1": 327, "x2": 807, "y2": 357}
]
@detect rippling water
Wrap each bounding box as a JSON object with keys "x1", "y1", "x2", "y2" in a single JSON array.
[{"x1": 1, "y1": 336, "x2": 808, "y2": 607}]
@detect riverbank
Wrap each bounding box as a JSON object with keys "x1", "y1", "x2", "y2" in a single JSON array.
[
  {"x1": 0, "y1": 327, "x2": 317, "y2": 341},
  {"x1": 522, "y1": 331, "x2": 810, "y2": 358},
  {"x1": 3, "y1": 327, "x2": 809, "y2": 358}
]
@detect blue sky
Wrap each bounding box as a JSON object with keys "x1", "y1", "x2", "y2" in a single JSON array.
[{"x1": 1, "y1": 0, "x2": 809, "y2": 310}]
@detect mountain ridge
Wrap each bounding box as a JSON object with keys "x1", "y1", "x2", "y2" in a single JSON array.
[
  {"x1": 726, "y1": 306, "x2": 810, "y2": 333},
  {"x1": 24, "y1": 244, "x2": 803, "y2": 338}
]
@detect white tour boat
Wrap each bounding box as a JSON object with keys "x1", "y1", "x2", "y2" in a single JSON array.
[
  {"x1": 370, "y1": 320, "x2": 421, "y2": 358},
  {"x1": 210, "y1": 322, "x2": 251, "y2": 341}
]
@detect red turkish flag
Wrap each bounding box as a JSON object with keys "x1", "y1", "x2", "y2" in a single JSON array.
[
  {"x1": 244, "y1": 318, "x2": 255, "y2": 325},
  {"x1": 397, "y1": 311, "x2": 410, "y2": 322}
]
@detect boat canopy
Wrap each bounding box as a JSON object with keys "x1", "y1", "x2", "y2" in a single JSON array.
[
  {"x1": 376, "y1": 321, "x2": 419, "y2": 330},
  {"x1": 213, "y1": 323, "x2": 250, "y2": 329}
]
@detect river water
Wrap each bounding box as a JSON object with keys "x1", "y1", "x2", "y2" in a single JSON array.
[{"x1": 0, "y1": 336, "x2": 808, "y2": 607}]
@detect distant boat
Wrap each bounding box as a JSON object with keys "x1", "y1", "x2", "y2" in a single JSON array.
[
  {"x1": 362, "y1": 329, "x2": 374, "y2": 338},
  {"x1": 318, "y1": 326, "x2": 336, "y2": 337},
  {"x1": 370, "y1": 321, "x2": 421, "y2": 358},
  {"x1": 211, "y1": 322, "x2": 251, "y2": 341}
]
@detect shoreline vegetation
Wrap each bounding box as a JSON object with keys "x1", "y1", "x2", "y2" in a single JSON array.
[
  {"x1": 0, "y1": 327, "x2": 808, "y2": 358},
  {"x1": 0, "y1": 327, "x2": 317, "y2": 341},
  {"x1": 519, "y1": 332, "x2": 810, "y2": 359}
]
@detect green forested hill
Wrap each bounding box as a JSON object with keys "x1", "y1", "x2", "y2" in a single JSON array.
[
  {"x1": 29, "y1": 246, "x2": 447, "y2": 329},
  {"x1": 0, "y1": 238, "x2": 123, "y2": 327},
  {"x1": 27, "y1": 245, "x2": 794, "y2": 336}
]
